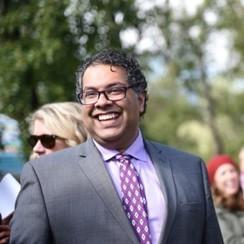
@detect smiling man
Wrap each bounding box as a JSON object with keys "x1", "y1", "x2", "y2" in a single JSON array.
[
  {"x1": 10, "y1": 49, "x2": 223, "y2": 244},
  {"x1": 79, "y1": 64, "x2": 144, "y2": 151}
]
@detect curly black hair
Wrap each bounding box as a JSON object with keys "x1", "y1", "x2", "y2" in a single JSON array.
[{"x1": 75, "y1": 49, "x2": 148, "y2": 116}]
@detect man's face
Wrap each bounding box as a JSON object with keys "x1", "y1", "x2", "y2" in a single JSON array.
[{"x1": 81, "y1": 64, "x2": 145, "y2": 151}]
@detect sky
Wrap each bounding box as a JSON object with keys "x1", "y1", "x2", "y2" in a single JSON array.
[{"x1": 0, "y1": 114, "x2": 22, "y2": 153}]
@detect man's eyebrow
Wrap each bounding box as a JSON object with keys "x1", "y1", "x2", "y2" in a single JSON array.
[
  {"x1": 83, "y1": 82, "x2": 128, "y2": 91},
  {"x1": 107, "y1": 82, "x2": 128, "y2": 88}
]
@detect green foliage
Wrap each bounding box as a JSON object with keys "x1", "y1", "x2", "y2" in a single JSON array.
[
  {"x1": 0, "y1": 0, "x2": 143, "y2": 157},
  {"x1": 139, "y1": 0, "x2": 244, "y2": 157},
  {"x1": 0, "y1": 0, "x2": 142, "y2": 119},
  {"x1": 0, "y1": 0, "x2": 79, "y2": 119},
  {"x1": 0, "y1": 0, "x2": 243, "y2": 159},
  {"x1": 142, "y1": 74, "x2": 201, "y2": 151}
]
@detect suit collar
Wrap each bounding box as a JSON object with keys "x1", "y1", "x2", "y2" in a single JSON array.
[
  {"x1": 91, "y1": 130, "x2": 148, "y2": 162},
  {"x1": 78, "y1": 138, "x2": 138, "y2": 244},
  {"x1": 144, "y1": 140, "x2": 177, "y2": 244},
  {"x1": 78, "y1": 138, "x2": 178, "y2": 244}
]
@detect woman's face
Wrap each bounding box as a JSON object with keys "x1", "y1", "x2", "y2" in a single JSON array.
[
  {"x1": 214, "y1": 164, "x2": 240, "y2": 197},
  {"x1": 239, "y1": 149, "x2": 244, "y2": 171},
  {"x1": 31, "y1": 119, "x2": 67, "y2": 158}
]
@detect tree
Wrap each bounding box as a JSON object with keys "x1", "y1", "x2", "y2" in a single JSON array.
[
  {"x1": 0, "y1": 0, "x2": 79, "y2": 118},
  {"x1": 139, "y1": 0, "x2": 244, "y2": 155},
  {"x1": 0, "y1": 0, "x2": 144, "y2": 120},
  {"x1": 0, "y1": 0, "x2": 144, "y2": 156}
]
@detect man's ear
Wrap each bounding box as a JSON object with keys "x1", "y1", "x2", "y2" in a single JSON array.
[{"x1": 138, "y1": 92, "x2": 146, "y2": 114}]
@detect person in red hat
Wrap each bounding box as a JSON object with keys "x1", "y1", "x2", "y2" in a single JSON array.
[{"x1": 207, "y1": 154, "x2": 244, "y2": 243}]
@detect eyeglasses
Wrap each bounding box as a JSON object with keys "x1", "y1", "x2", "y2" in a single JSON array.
[
  {"x1": 28, "y1": 134, "x2": 63, "y2": 149},
  {"x1": 77, "y1": 83, "x2": 140, "y2": 105}
]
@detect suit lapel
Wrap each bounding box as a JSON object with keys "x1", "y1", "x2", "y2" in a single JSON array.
[
  {"x1": 145, "y1": 140, "x2": 177, "y2": 244},
  {"x1": 77, "y1": 139, "x2": 138, "y2": 244}
]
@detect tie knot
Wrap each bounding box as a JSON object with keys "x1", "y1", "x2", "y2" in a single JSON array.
[{"x1": 115, "y1": 154, "x2": 131, "y2": 163}]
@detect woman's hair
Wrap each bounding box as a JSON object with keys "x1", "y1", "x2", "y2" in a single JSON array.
[
  {"x1": 28, "y1": 102, "x2": 87, "y2": 147},
  {"x1": 212, "y1": 185, "x2": 244, "y2": 211}
]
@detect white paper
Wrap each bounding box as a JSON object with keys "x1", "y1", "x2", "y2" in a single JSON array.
[{"x1": 0, "y1": 173, "x2": 20, "y2": 218}]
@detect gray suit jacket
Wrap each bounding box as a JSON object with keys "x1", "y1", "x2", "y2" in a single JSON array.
[{"x1": 10, "y1": 138, "x2": 223, "y2": 244}]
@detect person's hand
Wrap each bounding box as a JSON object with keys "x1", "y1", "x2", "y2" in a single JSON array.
[{"x1": 0, "y1": 212, "x2": 13, "y2": 244}]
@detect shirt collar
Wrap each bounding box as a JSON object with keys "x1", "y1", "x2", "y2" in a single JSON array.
[{"x1": 93, "y1": 130, "x2": 148, "y2": 163}]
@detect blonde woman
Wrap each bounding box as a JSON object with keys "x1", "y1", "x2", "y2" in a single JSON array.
[
  {"x1": 0, "y1": 102, "x2": 87, "y2": 244},
  {"x1": 28, "y1": 102, "x2": 87, "y2": 158}
]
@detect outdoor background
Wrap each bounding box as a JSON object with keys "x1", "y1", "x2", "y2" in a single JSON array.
[{"x1": 0, "y1": 0, "x2": 243, "y2": 163}]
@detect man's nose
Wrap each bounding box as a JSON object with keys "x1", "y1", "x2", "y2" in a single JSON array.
[{"x1": 95, "y1": 92, "x2": 111, "y2": 105}]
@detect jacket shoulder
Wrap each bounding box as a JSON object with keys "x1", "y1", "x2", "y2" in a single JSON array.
[
  {"x1": 28, "y1": 142, "x2": 87, "y2": 169},
  {"x1": 145, "y1": 139, "x2": 203, "y2": 163}
]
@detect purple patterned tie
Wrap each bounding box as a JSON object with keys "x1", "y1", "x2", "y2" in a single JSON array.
[{"x1": 116, "y1": 154, "x2": 152, "y2": 244}]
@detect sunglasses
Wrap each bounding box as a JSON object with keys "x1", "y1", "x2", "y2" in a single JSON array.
[{"x1": 28, "y1": 134, "x2": 63, "y2": 149}]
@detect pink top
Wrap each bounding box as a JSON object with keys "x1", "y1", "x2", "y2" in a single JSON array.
[{"x1": 240, "y1": 171, "x2": 244, "y2": 194}]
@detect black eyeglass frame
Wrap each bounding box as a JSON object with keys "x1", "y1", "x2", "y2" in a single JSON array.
[
  {"x1": 77, "y1": 82, "x2": 142, "y2": 105},
  {"x1": 28, "y1": 134, "x2": 64, "y2": 149}
]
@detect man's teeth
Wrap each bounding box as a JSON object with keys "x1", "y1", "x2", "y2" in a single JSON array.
[{"x1": 98, "y1": 113, "x2": 118, "y2": 121}]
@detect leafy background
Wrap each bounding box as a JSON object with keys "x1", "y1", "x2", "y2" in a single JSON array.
[{"x1": 0, "y1": 0, "x2": 243, "y2": 162}]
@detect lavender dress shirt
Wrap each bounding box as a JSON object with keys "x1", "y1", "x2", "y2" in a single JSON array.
[{"x1": 93, "y1": 131, "x2": 167, "y2": 244}]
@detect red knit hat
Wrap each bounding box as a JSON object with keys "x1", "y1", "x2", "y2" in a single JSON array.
[{"x1": 207, "y1": 154, "x2": 238, "y2": 185}]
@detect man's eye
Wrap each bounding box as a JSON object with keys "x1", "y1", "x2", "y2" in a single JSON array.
[
  {"x1": 84, "y1": 91, "x2": 98, "y2": 98},
  {"x1": 107, "y1": 87, "x2": 124, "y2": 94}
]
